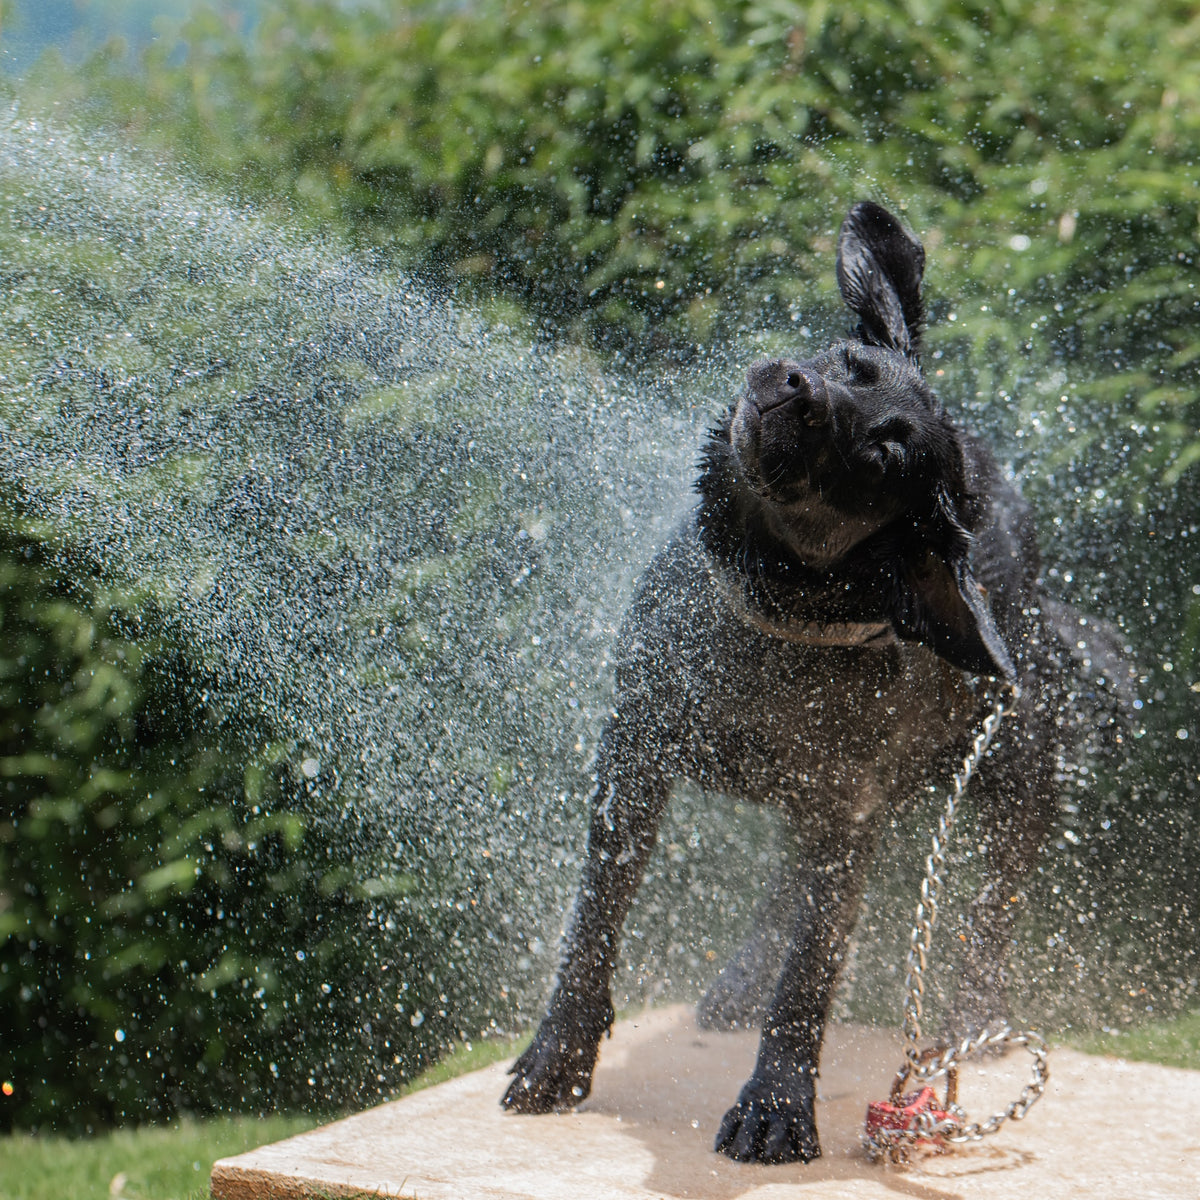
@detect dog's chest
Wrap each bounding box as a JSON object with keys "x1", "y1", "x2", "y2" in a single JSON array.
[
  {"x1": 623, "y1": 535, "x2": 978, "y2": 819},
  {"x1": 698, "y1": 637, "x2": 972, "y2": 809}
]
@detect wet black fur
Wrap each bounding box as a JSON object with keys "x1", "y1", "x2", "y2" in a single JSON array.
[{"x1": 502, "y1": 202, "x2": 1104, "y2": 1164}]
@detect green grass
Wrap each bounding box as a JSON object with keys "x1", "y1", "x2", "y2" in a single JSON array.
[
  {"x1": 397, "y1": 1035, "x2": 520, "y2": 1094},
  {"x1": 1068, "y1": 1011, "x2": 1200, "y2": 1070},
  {"x1": 0, "y1": 1036, "x2": 519, "y2": 1200},
  {"x1": 0, "y1": 1113, "x2": 321, "y2": 1200}
]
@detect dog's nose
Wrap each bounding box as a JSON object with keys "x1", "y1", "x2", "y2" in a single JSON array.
[{"x1": 746, "y1": 360, "x2": 831, "y2": 426}]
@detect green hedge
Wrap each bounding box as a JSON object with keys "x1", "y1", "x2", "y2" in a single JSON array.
[
  {"x1": 0, "y1": 118, "x2": 706, "y2": 1130},
  {"x1": 22, "y1": 0, "x2": 1199, "y2": 485},
  {"x1": 0, "y1": 511, "x2": 455, "y2": 1133}
]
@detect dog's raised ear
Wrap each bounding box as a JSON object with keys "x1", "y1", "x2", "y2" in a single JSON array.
[
  {"x1": 886, "y1": 488, "x2": 1016, "y2": 681},
  {"x1": 836, "y1": 201, "x2": 926, "y2": 358}
]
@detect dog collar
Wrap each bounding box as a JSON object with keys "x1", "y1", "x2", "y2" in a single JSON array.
[{"x1": 707, "y1": 560, "x2": 896, "y2": 649}]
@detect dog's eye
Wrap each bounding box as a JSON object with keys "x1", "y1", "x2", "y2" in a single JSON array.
[
  {"x1": 874, "y1": 416, "x2": 912, "y2": 442},
  {"x1": 845, "y1": 354, "x2": 879, "y2": 386}
]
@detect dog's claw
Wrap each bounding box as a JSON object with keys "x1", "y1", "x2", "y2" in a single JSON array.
[
  {"x1": 714, "y1": 1077, "x2": 820, "y2": 1164},
  {"x1": 501, "y1": 1002, "x2": 613, "y2": 1114},
  {"x1": 502, "y1": 1037, "x2": 594, "y2": 1112}
]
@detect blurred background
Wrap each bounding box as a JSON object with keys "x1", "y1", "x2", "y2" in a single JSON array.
[{"x1": 0, "y1": 0, "x2": 1196, "y2": 1168}]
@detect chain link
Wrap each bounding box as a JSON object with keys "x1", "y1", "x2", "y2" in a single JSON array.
[{"x1": 865, "y1": 682, "x2": 1051, "y2": 1165}]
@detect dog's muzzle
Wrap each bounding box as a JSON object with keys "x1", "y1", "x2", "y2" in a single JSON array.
[{"x1": 745, "y1": 360, "x2": 834, "y2": 427}]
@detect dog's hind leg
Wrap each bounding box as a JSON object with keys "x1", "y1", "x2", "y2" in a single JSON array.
[
  {"x1": 502, "y1": 712, "x2": 671, "y2": 1114},
  {"x1": 697, "y1": 827, "x2": 805, "y2": 1031},
  {"x1": 945, "y1": 701, "x2": 1057, "y2": 1042},
  {"x1": 715, "y1": 828, "x2": 873, "y2": 1164}
]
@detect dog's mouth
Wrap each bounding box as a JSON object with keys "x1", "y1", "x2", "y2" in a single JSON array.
[
  {"x1": 733, "y1": 365, "x2": 866, "y2": 501},
  {"x1": 727, "y1": 352, "x2": 943, "y2": 546},
  {"x1": 755, "y1": 391, "x2": 790, "y2": 415}
]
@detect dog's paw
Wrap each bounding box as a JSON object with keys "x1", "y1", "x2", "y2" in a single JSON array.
[
  {"x1": 501, "y1": 1003, "x2": 613, "y2": 1114},
  {"x1": 714, "y1": 1074, "x2": 820, "y2": 1164},
  {"x1": 502, "y1": 1039, "x2": 593, "y2": 1113}
]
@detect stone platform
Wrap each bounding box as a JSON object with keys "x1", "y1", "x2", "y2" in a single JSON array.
[{"x1": 211, "y1": 1005, "x2": 1200, "y2": 1199}]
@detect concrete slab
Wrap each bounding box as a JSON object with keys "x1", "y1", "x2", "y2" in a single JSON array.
[{"x1": 211, "y1": 1005, "x2": 1200, "y2": 1200}]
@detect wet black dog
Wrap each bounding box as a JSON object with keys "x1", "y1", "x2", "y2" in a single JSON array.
[{"x1": 502, "y1": 202, "x2": 1073, "y2": 1163}]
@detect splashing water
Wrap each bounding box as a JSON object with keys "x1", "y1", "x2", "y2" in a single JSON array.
[
  {"x1": 0, "y1": 114, "x2": 773, "y2": 1039},
  {"x1": 1, "y1": 114, "x2": 1195, "y2": 1099}
]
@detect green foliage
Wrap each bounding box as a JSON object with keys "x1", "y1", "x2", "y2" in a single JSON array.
[
  {"x1": 0, "y1": 512, "x2": 446, "y2": 1132},
  {"x1": 22, "y1": 0, "x2": 1200, "y2": 482},
  {"x1": 0, "y1": 120, "x2": 700, "y2": 1131}
]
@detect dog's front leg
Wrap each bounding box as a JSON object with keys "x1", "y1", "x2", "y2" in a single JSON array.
[
  {"x1": 715, "y1": 841, "x2": 868, "y2": 1164},
  {"x1": 502, "y1": 717, "x2": 670, "y2": 1113}
]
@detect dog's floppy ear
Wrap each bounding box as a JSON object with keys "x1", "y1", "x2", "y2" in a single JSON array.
[
  {"x1": 887, "y1": 488, "x2": 1016, "y2": 681},
  {"x1": 836, "y1": 201, "x2": 926, "y2": 358}
]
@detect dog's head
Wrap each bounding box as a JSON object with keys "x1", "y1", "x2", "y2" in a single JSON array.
[{"x1": 722, "y1": 201, "x2": 1013, "y2": 681}]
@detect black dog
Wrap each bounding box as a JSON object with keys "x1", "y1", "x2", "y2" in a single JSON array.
[{"x1": 502, "y1": 202, "x2": 1068, "y2": 1163}]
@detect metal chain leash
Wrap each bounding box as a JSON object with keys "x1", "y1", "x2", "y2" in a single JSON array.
[{"x1": 865, "y1": 682, "x2": 1051, "y2": 1165}]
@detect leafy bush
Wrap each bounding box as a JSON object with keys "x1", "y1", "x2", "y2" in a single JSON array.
[
  {"x1": 28, "y1": 0, "x2": 1190, "y2": 682},
  {"x1": 0, "y1": 118, "x2": 714, "y2": 1130},
  {"x1": 26, "y1": 0, "x2": 1200, "y2": 483},
  {"x1": 0, "y1": 510, "x2": 447, "y2": 1133}
]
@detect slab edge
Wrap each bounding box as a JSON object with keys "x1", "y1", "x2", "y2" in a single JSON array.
[{"x1": 210, "y1": 1161, "x2": 419, "y2": 1200}]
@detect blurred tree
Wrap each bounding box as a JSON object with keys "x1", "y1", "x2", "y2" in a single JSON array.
[
  {"x1": 12, "y1": 0, "x2": 1196, "y2": 485},
  {"x1": 0, "y1": 511, "x2": 437, "y2": 1132}
]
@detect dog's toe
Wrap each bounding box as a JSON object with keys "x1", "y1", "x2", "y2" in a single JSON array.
[
  {"x1": 501, "y1": 1049, "x2": 588, "y2": 1113},
  {"x1": 714, "y1": 1083, "x2": 820, "y2": 1164},
  {"x1": 500, "y1": 1019, "x2": 604, "y2": 1113},
  {"x1": 501, "y1": 1073, "x2": 564, "y2": 1113}
]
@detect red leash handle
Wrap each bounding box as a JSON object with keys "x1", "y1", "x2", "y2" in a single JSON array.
[{"x1": 864, "y1": 1048, "x2": 962, "y2": 1163}]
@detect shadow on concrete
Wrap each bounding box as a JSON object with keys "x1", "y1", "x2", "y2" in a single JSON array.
[
  {"x1": 213, "y1": 1003, "x2": 1200, "y2": 1200},
  {"x1": 579, "y1": 1007, "x2": 986, "y2": 1199}
]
